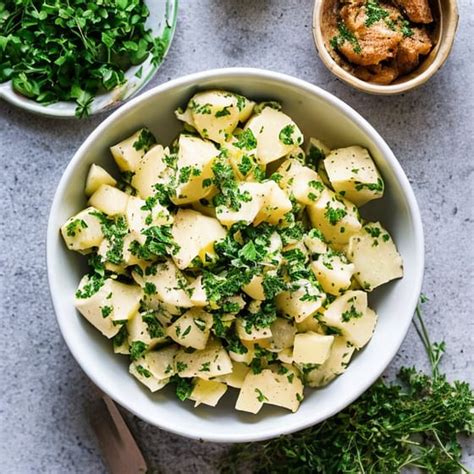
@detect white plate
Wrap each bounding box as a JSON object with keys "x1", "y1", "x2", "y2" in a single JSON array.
[
  {"x1": 0, "y1": 0, "x2": 178, "y2": 118},
  {"x1": 47, "y1": 68, "x2": 424, "y2": 442}
]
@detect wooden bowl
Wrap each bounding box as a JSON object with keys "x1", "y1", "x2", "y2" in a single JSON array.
[{"x1": 312, "y1": 0, "x2": 459, "y2": 94}]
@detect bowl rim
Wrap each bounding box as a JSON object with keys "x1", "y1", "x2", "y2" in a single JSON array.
[
  {"x1": 47, "y1": 67, "x2": 424, "y2": 442},
  {"x1": 312, "y1": 0, "x2": 459, "y2": 95},
  {"x1": 0, "y1": 0, "x2": 178, "y2": 118}
]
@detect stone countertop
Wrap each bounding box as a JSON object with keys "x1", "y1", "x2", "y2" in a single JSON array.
[{"x1": 0, "y1": 1, "x2": 472, "y2": 472}]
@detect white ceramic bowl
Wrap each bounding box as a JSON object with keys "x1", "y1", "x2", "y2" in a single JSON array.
[
  {"x1": 0, "y1": 0, "x2": 178, "y2": 118},
  {"x1": 47, "y1": 68, "x2": 424, "y2": 442}
]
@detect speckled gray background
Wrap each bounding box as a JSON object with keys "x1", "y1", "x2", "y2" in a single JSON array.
[{"x1": 0, "y1": 1, "x2": 473, "y2": 472}]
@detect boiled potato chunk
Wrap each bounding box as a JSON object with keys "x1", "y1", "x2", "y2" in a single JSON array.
[
  {"x1": 127, "y1": 311, "x2": 168, "y2": 349},
  {"x1": 110, "y1": 128, "x2": 154, "y2": 172},
  {"x1": 236, "y1": 317, "x2": 272, "y2": 341},
  {"x1": 254, "y1": 181, "x2": 292, "y2": 225},
  {"x1": 225, "y1": 138, "x2": 261, "y2": 182},
  {"x1": 61, "y1": 207, "x2": 104, "y2": 252},
  {"x1": 324, "y1": 146, "x2": 383, "y2": 206},
  {"x1": 174, "y1": 338, "x2": 233, "y2": 379},
  {"x1": 215, "y1": 361, "x2": 250, "y2": 388},
  {"x1": 311, "y1": 253, "x2": 355, "y2": 295},
  {"x1": 320, "y1": 291, "x2": 377, "y2": 349},
  {"x1": 305, "y1": 337, "x2": 355, "y2": 387},
  {"x1": 235, "y1": 368, "x2": 304, "y2": 414},
  {"x1": 268, "y1": 318, "x2": 296, "y2": 352},
  {"x1": 276, "y1": 159, "x2": 326, "y2": 206},
  {"x1": 215, "y1": 182, "x2": 267, "y2": 226},
  {"x1": 245, "y1": 107, "x2": 303, "y2": 165},
  {"x1": 74, "y1": 277, "x2": 142, "y2": 338},
  {"x1": 304, "y1": 229, "x2": 328, "y2": 255},
  {"x1": 189, "y1": 276, "x2": 208, "y2": 307},
  {"x1": 275, "y1": 279, "x2": 326, "y2": 323},
  {"x1": 126, "y1": 195, "x2": 172, "y2": 243},
  {"x1": 171, "y1": 209, "x2": 226, "y2": 270},
  {"x1": 346, "y1": 222, "x2": 403, "y2": 291},
  {"x1": 293, "y1": 332, "x2": 334, "y2": 365},
  {"x1": 133, "y1": 259, "x2": 193, "y2": 309},
  {"x1": 88, "y1": 184, "x2": 129, "y2": 216},
  {"x1": 166, "y1": 308, "x2": 213, "y2": 350},
  {"x1": 307, "y1": 188, "x2": 362, "y2": 245},
  {"x1": 242, "y1": 274, "x2": 265, "y2": 300},
  {"x1": 172, "y1": 135, "x2": 219, "y2": 205},
  {"x1": 187, "y1": 90, "x2": 241, "y2": 143},
  {"x1": 129, "y1": 362, "x2": 169, "y2": 392},
  {"x1": 235, "y1": 94, "x2": 255, "y2": 122},
  {"x1": 85, "y1": 164, "x2": 117, "y2": 196},
  {"x1": 131, "y1": 145, "x2": 171, "y2": 199},
  {"x1": 143, "y1": 345, "x2": 178, "y2": 380},
  {"x1": 189, "y1": 379, "x2": 228, "y2": 407}
]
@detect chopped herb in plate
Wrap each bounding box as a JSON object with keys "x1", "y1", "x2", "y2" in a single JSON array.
[{"x1": 0, "y1": 0, "x2": 171, "y2": 117}]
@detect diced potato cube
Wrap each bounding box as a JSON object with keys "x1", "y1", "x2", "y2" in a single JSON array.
[
  {"x1": 275, "y1": 279, "x2": 326, "y2": 323},
  {"x1": 110, "y1": 128, "x2": 155, "y2": 172},
  {"x1": 186, "y1": 90, "x2": 241, "y2": 143},
  {"x1": 167, "y1": 308, "x2": 213, "y2": 350},
  {"x1": 311, "y1": 253, "x2": 355, "y2": 295},
  {"x1": 189, "y1": 276, "x2": 208, "y2": 307},
  {"x1": 215, "y1": 361, "x2": 250, "y2": 388},
  {"x1": 88, "y1": 184, "x2": 129, "y2": 216},
  {"x1": 346, "y1": 222, "x2": 403, "y2": 291},
  {"x1": 215, "y1": 181, "x2": 267, "y2": 227},
  {"x1": 245, "y1": 107, "x2": 303, "y2": 164},
  {"x1": 171, "y1": 209, "x2": 226, "y2": 270},
  {"x1": 268, "y1": 318, "x2": 296, "y2": 352},
  {"x1": 174, "y1": 338, "x2": 233, "y2": 379},
  {"x1": 189, "y1": 379, "x2": 228, "y2": 407},
  {"x1": 127, "y1": 311, "x2": 168, "y2": 349},
  {"x1": 324, "y1": 146, "x2": 383, "y2": 206},
  {"x1": 172, "y1": 135, "x2": 219, "y2": 205},
  {"x1": 307, "y1": 188, "x2": 362, "y2": 245},
  {"x1": 131, "y1": 145, "x2": 171, "y2": 199},
  {"x1": 129, "y1": 362, "x2": 168, "y2": 392},
  {"x1": 126, "y1": 195, "x2": 172, "y2": 244},
  {"x1": 319, "y1": 291, "x2": 377, "y2": 349},
  {"x1": 133, "y1": 259, "x2": 193, "y2": 309},
  {"x1": 142, "y1": 345, "x2": 178, "y2": 380},
  {"x1": 242, "y1": 274, "x2": 265, "y2": 300},
  {"x1": 276, "y1": 159, "x2": 326, "y2": 206},
  {"x1": 305, "y1": 337, "x2": 356, "y2": 387},
  {"x1": 235, "y1": 368, "x2": 303, "y2": 414},
  {"x1": 61, "y1": 207, "x2": 104, "y2": 252},
  {"x1": 85, "y1": 164, "x2": 117, "y2": 196},
  {"x1": 293, "y1": 332, "x2": 334, "y2": 365},
  {"x1": 74, "y1": 277, "x2": 142, "y2": 338},
  {"x1": 304, "y1": 229, "x2": 328, "y2": 255},
  {"x1": 236, "y1": 317, "x2": 272, "y2": 341},
  {"x1": 254, "y1": 181, "x2": 292, "y2": 225}
]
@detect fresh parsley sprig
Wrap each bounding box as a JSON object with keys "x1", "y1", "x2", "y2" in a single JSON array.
[
  {"x1": 221, "y1": 297, "x2": 474, "y2": 473},
  {"x1": 0, "y1": 0, "x2": 171, "y2": 117}
]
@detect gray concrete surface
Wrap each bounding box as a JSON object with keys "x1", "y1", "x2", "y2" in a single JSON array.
[{"x1": 0, "y1": 1, "x2": 473, "y2": 472}]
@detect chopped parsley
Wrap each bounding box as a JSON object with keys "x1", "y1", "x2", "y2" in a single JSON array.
[
  {"x1": 279, "y1": 124, "x2": 296, "y2": 146},
  {"x1": 255, "y1": 388, "x2": 269, "y2": 403},
  {"x1": 133, "y1": 129, "x2": 156, "y2": 152},
  {"x1": 341, "y1": 304, "x2": 363, "y2": 322},
  {"x1": 129, "y1": 341, "x2": 148, "y2": 361},
  {"x1": 324, "y1": 202, "x2": 347, "y2": 226},
  {"x1": 135, "y1": 365, "x2": 152, "y2": 378},
  {"x1": 234, "y1": 129, "x2": 257, "y2": 151},
  {"x1": 101, "y1": 305, "x2": 113, "y2": 318},
  {"x1": 65, "y1": 219, "x2": 88, "y2": 237},
  {"x1": 330, "y1": 21, "x2": 362, "y2": 55}
]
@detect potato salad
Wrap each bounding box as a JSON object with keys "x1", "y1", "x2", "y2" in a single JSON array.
[{"x1": 61, "y1": 90, "x2": 403, "y2": 414}]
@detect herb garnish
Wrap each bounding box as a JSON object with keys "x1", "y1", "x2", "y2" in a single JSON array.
[
  {"x1": 222, "y1": 298, "x2": 474, "y2": 473},
  {"x1": 0, "y1": 0, "x2": 171, "y2": 117}
]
